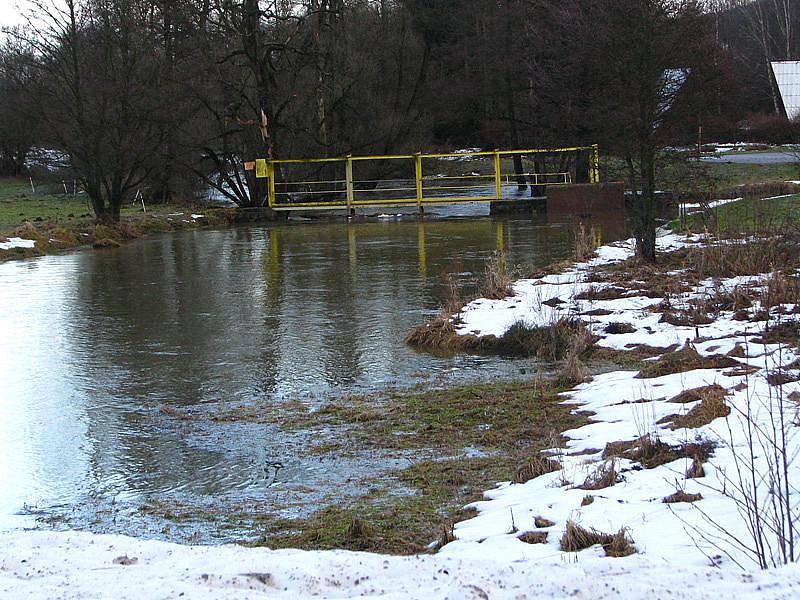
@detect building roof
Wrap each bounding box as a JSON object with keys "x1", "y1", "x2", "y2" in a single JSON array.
[{"x1": 772, "y1": 61, "x2": 800, "y2": 120}]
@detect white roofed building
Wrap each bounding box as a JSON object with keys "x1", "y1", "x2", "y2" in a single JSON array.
[{"x1": 772, "y1": 61, "x2": 800, "y2": 120}]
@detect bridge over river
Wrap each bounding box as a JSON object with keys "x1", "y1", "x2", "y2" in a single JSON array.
[{"x1": 251, "y1": 146, "x2": 600, "y2": 213}]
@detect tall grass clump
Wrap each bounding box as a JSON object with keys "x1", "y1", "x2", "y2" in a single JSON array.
[
  {"x1": 495, "y1": 318, "x2": 589, "y2": 360},
  {"x1": 481, "y1": 250, "x2": 513, "y2": 299},
  {"x1": 559, "y1": 520, "x2": 635, "y2": 557},
  {"x1": 573, "y1": 221, "x2": 601, "y2": 262}
]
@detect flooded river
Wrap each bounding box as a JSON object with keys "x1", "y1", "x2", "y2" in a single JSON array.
[{"x1": 0, "y1": 210, "x2": 625, "y2": 541}]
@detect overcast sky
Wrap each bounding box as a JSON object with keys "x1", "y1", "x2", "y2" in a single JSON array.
[{"x1": 0, "y1": 0, "x2": 27, "y2": 28}]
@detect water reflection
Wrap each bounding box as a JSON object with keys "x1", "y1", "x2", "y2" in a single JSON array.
[{"x1": 0, "y1": 212, "x2": 625, "y2": 539}]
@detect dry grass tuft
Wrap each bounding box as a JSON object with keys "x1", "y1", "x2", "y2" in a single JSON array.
[
  {"x1": 481, "y1": 251, "x2": 514, "y2": 299},
  {"x1": 637, "y1": 343, "x2": 739, "y2": 379},
  {"x1": 605, "y1": 322, "x2": 636, "y2": 335},
  {"x1": 534, "y1": 516, "x2": 555, "y2": 528},
  {"x1": 345, "y1": 518, "x2": 375, "y2": 549},
  {"x1": 759, "y1": 271, "x2": 800, "y2": 311},
  {"x1": 602, "y1": 438, "x2": 639, "y2": 459},
  {"x1": 660, "y1": 389, "x2": 731, "y2": 429},
  {"x1": 497, "y1": 319, "x2": 592, "y2": 361},
  {"x1": 557, "y1": 326, "x2": 594, "y2": 386},
  {"x1": 518, "y1": 531, "x2": 548, "y2": 544},
  {"x1": 513, "y1": 457, "x2": 561, "y2": 484},
  {"x1": 662, "y1": 490, "x2": 703, "y2": 504},
  {"x1": 686, "y1": 456, "x2": 706, "y2": 479},
  {"x1": 92, "y1": 237, "x2": 122, "y2": 248},
  {"x1": 575, "y1": 286, "x2": 628, "y2": 301},
  {"x1": 753, "y1": 321, "x2": 800, "y2": 347},
  {"x1": 436, "y1": 523, "x2": 457, "y2": 548},
  {"x1": 582, "y1": 308, "x2": 614, "y2": 316},
  {"x1": 404, "y1": 273, "x2": 476, "y2": 351},
  {"x1": 603, "y1": 435, "x2": 677, "y2": 468},
  {"x1": 766, "y1": 370, "x2": 800, "y2": 386},
  {"x1": 406, "y1": 316, "x2": 595, "y2": 359},
  {"x1": 727, "y1": 344, "x2": 747, "y2": 358},
  {"x1": 404, "y1": 318, "x2": 495, "y2": 354},
  {"x1": 581, "y1": 495, "x2": 595, "y2": 506},
  {"x1": 689, "y1": 237, "x2": 800, "y2": 280},
  {"x1": 602, "y1": 435, "x2": 714, "y2": 470},
  {"x1": 573, "y1": 222, "x2": 600, "y2": 262},
  {"x1": 579, "y1": 461, "x2": 619, "y2": 490},
  {"x1": 559, "y1": 520, "x2": 635, "y2": 557},
  {"x1": 669, "y1": 384, "x2": 727, "y2": 404},
  {"x1": 404, "y1": 316, "x2": 457, "y2": 349},
  {"x1": 660, "y1": 309, "x2": 715, "y2": 327}
]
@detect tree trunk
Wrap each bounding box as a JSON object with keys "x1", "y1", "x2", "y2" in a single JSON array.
[
  {"x1": 240, "y1": 0, "x2": 278, "y2": 209},
  {"x1": 636, "y1": 147, "x2": 657, "y2": 263}
]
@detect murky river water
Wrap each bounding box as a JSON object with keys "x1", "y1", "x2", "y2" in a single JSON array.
[{"x1": 0, "y1": 209, "x2": 626, "y2": 541}]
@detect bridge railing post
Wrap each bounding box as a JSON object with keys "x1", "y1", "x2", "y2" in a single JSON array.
[
  {"x1": 493, "y1": 150, "x2": 502, "y2": 200},
  {"x1": 414, "y1": 153, "x2": 423, "y2": 212},
  {"x1": 345, "y1": 155, "x2": 354, "y2": 214},
  {"x1": 590, "y1": 144, "x2": 600, "y2": 184},
  {"x1": 267, "y1": 161, "x2": 276, "y2": 208}
]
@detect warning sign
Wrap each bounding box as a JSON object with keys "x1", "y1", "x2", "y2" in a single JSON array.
[{"x1": 255, "y1": 159, "x2": 268, "y2": 178}]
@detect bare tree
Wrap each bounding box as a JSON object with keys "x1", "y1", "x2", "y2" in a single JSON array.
[
  {"x1": 723, "y1": 0, "x2": 799, "y2": 114},
  {"x1": 564, "y1": 0, "x2": 712, "y2": 262},
  {"x1": 0, "y1": 35, "x2": 40, "y2": 176},
  {"x1": 17, "y1": 0, "x2": 169, "y2": 221}
]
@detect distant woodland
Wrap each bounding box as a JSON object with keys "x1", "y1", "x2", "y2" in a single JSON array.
[{"x1": 0, "y1": 0, "x2": 798, "y2": 219}]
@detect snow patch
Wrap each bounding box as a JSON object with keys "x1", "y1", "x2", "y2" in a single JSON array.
[{"x1": 0, "y1": 237, "x2": 35, "y2": 250}]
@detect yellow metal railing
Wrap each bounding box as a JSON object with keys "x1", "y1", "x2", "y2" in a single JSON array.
[{"x1": 254, "y1": 145, "x2": 600, "y2": 211}]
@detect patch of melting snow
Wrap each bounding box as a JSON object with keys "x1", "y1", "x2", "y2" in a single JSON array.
[
  {"x1": 0, "y1": 237, "x2": 35, "y2": 250},
  {"x1": 446, "y1": 230, "x2": 800, "y2": 574},
  {"x1": 679, "y1": 197, "x2": 742, "y2": 216}
]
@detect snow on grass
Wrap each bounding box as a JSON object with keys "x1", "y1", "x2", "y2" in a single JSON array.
[
  {"x1": 3, "y1": 232, "x2": 800, "y2": 597},
  {"x1": 679, "y1": 197, "x2": 743, "y2": 217},
  {"x1": 448, "y1": 231, "x2": 800, "y2": 573},
  {"x1": 2, "y1": 530, "x2": 799, "y2": 599},
  {"x1": 455, "y1": 231, "x2": 699, "y2": 338},
  {"x1": 0, "y1": 237, "x2": 35, "y2": 250}
]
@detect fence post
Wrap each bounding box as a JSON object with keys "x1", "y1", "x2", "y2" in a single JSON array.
[
  {"x1": 590, "y1": 144, "x2": 600, "y2": 184},
  {"x1": 266, "y1": 161, "x2": 276, "y2": 208},
  {"x1": 346, "y1": 155, "x2": 354, "y2": 214},
  {"x1": 414, "y1": 153, "x2": 423, "y2": 212},
  {"x1": 493, "y1": 151, "x2": 502, "y2": 199}
]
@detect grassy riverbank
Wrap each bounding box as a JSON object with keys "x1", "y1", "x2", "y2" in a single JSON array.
[
  {"x1": 0, "y1": 177, "x2": 271, "y2": 262},
  {"x1": 600, "y1": 153, "x2": 799, "y2": 191},
  {"x1": 673, "y1": 192, "x2": 800, "y2": 234}
]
